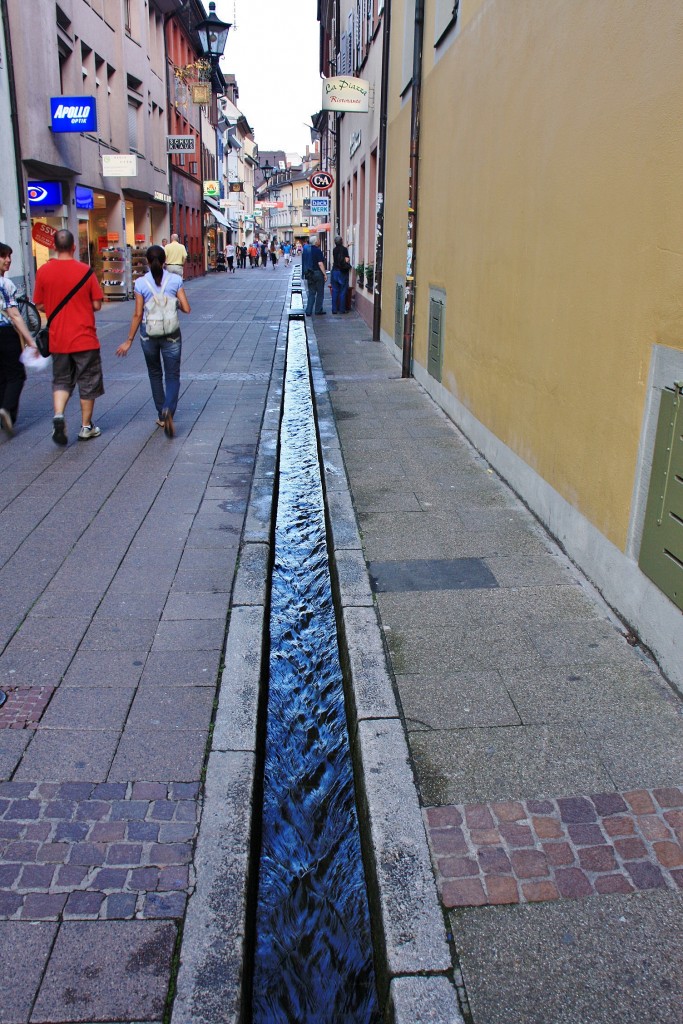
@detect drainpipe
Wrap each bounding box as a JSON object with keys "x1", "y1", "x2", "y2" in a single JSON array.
[
  {"x1": 401, "y1": 0, "x2": 425, "y2": 377},
  {"x1": 1, "y1": 0, "x2": 31, "y2": 294},
  {"x1": 372, "y1": 0, "x2": 392, "y2": 341}
]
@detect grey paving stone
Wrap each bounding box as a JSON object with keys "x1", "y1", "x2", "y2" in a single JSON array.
[
  {"x1": 152, "y1": 618, "x2": 226, "y2": 651},
  {"x1": 14, "y1": 730, "x2": 120, "y2": 782},
  {"x1": 139, "y1": 650, "x2": 219, "y2": 688},
  {"x1": 0, "y1": 729, "x2": 32, "y2": 781},
  {"x1": 171, "y1": 751, "x2": 255, "y2": 1024},
  {"x1": 333, "y1": 548, "x2": 374, "y2": 607},
  {"x1": 356, "y1": 719, "x2": 452, "y2": 978},
  {"x1": 62, "y1": 650, "x2": 147, "y2": 687},
  {"x1": 369, "y1": 557, "x2": 498, "y2": 594},
  {"x1": 0, "y1": 921, "x2": 57, "y2": 1023},
  {"x1": 397, "y1": 671, "x2": 521, "y2": 730},
  {"x1": 108, "y1": 728, "x2": 207, "y2": 782},
  {"x1": 582, "y1": 712, "x2": 683, "y2": 789},
  {"x1": 243, "y1": 476, "x2": 274, "y2": 543},
  {"x1": 31, "y1": 920, "x2": 177, "y2": 1023},
  {"x1": 10, "y1": 616, "x2": 92, "y2": 651},
  {"x1": 0, "y1": 649, "x2": 73, "y2": 689},
  {"x1": 38, "y1": 687, "x2": 135, "y2": 730},
  {"x1": 390, "y1": 975, "x2": 464, "y2": 1024},
  {"x1": 526, "y1": 619, "x2": 640, "y2": 666},
  {"x1": 410, "y1": 725, "x2": 613, "y2": 804},
  {"x1": 162, "y1": 592, "x2": 229, "y2": 620},
  {"x1": 385, "y1": 624, "x2": 544, "y2": 674},
  {"x1": 231, "y1": 542, "x2": 269, "y2": 606},
  {"x1": 125, "y1": 686, "x2": 215, "y2": 732},
  {"x1": 452, "y1": 891, "x2": 683, "y2": 1024},
  {"x1": 170, "y1": 567, "x2": 235, "y2": 594},
  {"x1": 342, "y1": 606, "x2": 398, "y2": 720},
  {"x1": 502, "y1": 664, "x2": 677, "y2": 724},
  {"x1": 81, "y1": 617, "x2": 159, "y2": 651},
  {"x1": 483, "y1": 554, "x2": 577, "y2": 587},
  {"x1": 213, "y1": 605, "x2": 265, "y2": 752}
]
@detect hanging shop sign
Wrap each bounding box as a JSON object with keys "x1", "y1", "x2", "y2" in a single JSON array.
[
  {"x1": 322, "y1": 76, "x2": 370, "y2": 113},
  {"x1": 310, "y1": 197, "x2": 330, "y2": 216},
  {"x1": 31, "y1": 223, "x2": 57, "y2": 249},
  {"x1": 350, "y1": 130, "x2": 362, "y2": 158},
  {"x1": 102, "y1": 154, "x2": 138, "y2": 177},
  {"x1": 50, "y1": 96, "x2": 97, "y2": 133},
  {"x1": 309, "y1": 170, "x2": 334, "y2": 192},
  {"x1": 192, "y1": 83, "x2": 211, "y2": 105},
  {"x1": 27, "y1": 181, "x2": 62, "y2": 206},
  {"x1": 75, "y1": 185, "x2": 94, "y2": 209},
  {"x1": 167, "y1": 135, "x2": 196, "y2": 154},
  {"x1": 228, "y1": 182, "x2": 243, "y2": 192},
  {"x1": 203, "y1": 180, "x2": 220, "y2": 199}
]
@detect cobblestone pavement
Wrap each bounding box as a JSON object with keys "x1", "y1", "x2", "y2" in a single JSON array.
[
  {"x1": 313, "y1": 312, "x2": 683, "y2": 1024},
  {"x1": 0, "y1": 267, "x2": 287, "y2": 1022}
]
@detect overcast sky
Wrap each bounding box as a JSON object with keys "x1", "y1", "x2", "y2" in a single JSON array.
[{"x1": 213, "y1": 0, "x2": 322, "y2": 156}]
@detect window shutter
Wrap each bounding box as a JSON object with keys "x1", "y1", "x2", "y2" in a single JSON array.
[
  {"x1": 127, "y1": 101, "x2": 138, "y2": 151},
  {"x1": 428, "y1": 295, "x2": 444, "y2": 381}
]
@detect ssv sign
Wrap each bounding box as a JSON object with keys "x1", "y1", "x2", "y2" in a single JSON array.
[{"x1": 309, "y1": 170, "x2": 334, "y2": 192}]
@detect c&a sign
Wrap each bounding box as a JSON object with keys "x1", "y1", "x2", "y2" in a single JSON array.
[{"x1": 50, "y1": 96, "x2": 97, "y2": 133}]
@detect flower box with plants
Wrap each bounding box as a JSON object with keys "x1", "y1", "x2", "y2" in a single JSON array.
[
  {"x1": 365, "y1": 264, "x2": 374, "y2": 291},
  {"x1": 355, "y1": 262, "x2": 365, "y2": 289}
]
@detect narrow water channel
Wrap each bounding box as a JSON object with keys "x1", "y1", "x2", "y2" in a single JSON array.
[{"x1": 251, "y1": 318, "x2": 380, "y2": 1023}]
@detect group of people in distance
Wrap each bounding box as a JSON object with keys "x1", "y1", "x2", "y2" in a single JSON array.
[
  {"x1": 0, "y1": 230, "x2": 354, "y2": 444},
  {"x1": 0, "y1": 231, "x2": 190, "y2": 444}
]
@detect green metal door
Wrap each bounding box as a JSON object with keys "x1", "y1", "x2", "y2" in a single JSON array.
[
  {"x1": 428, "y1": 295, "x2": 443, "y2": 382},
  {"x1": 638, "y1": 383, "x2": 683, "y2": 611}
]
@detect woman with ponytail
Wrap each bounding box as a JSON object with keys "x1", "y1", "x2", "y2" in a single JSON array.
[{"x1": 116, "y1": 244, "x2": 190, "y2": 437}]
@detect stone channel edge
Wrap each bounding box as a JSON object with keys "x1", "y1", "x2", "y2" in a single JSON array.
[{"x1": 171, "y1": 278, "x2": 463, "y2": 1023}]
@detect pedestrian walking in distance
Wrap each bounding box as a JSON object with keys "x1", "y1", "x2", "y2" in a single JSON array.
[
  {"x1": 33, "y1": 229, "x2": 105, "y2": 446},
  {"x1": 116, "y1": 245, "x2": 190, "y2": 439},
  {"x1": 164, "y1": 233, "x2": 188, "y2": 278},
  {"x1": 0, "y1": 242, "x2": 39, "y2": 436},
  {"x1": 226, "y1": 242, "x2": 236, "y2": 273}
]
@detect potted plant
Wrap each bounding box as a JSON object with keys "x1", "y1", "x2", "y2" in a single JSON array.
[
  {"x1": 365, "y1": 264, "x2": 374, "y2": 291},
  {"x1": 355, "y1": 262, "x2": 365, "y2": 289}
]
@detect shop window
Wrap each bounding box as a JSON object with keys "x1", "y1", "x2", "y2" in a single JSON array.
[
  {"x1": 127, "y1": 100, "x2": 140, "y2": 153},
  {"x1": 124, "y1": 0, "x2": 132, "y2": 33}
]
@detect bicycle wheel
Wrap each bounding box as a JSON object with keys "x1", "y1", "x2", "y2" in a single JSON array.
[{"x1": 16, "y1": 296, "x2": 41, "y2": 335}]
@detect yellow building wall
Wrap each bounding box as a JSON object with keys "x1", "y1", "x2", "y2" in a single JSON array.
[{"x1": 396, "y1": 0, "x2": 683, "y2": 550}]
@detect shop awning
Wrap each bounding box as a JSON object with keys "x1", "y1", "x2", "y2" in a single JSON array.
[{"x1": 204, "y1": 199, "x2": 237, "y2": 230}]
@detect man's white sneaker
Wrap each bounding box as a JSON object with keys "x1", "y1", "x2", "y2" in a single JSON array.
[{"x1": 78, "y1": 423, "x2": 101, "y2": 441}]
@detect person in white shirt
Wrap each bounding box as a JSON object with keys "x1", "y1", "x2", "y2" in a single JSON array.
[
  {"x1": 116, "y1": 245, "x2": 190, "y2": 438},
  {"x1": 226, "y1": 242, "x2": 236, "y2": 273}
]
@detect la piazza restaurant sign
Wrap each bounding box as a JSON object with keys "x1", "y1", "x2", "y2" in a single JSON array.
[{"x1": 322, "y1": 76, "x2": 369, "y2": 113}]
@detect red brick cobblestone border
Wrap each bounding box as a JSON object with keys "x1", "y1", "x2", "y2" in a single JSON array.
[
  {"x1": 425, "y1": 787, "x2": 683, "y2": 907},
  {"x1": 0, "y1": 781, "x2": 199, "y2": 920},
  {"x1": 0, "y1": 687, "x2": 54, "y2": 729}
]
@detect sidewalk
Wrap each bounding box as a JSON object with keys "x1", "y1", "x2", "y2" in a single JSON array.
[
  {"x1": 0, "y1": 267, "x2": 287, "y2": 1023},
  {"x1": 312, "y1": 311, "x2": 683, "y2": 1024}
]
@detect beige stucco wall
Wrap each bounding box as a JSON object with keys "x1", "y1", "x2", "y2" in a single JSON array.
[{"x1": 386, "y1": 0, "x2": 683, "y2": 552}]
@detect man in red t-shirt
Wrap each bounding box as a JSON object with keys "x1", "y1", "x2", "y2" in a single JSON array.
[{"x1": 34, "y1": 229, "x2": 105, "y2": 445}]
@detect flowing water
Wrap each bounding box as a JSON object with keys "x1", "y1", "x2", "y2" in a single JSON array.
[{"x1": 251, "y1": 319, "x2": 380, "y2": 1023}]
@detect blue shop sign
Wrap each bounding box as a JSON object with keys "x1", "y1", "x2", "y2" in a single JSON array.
[
  {"x1": 75, "y1": 185, "x2": 94, "y2": 209},
  {"x1": 50, "y1": 96, "x2": 97, "y2": 133},
  {"x1": 27, "y1": 181, "x2": 62, "y2": 206}
]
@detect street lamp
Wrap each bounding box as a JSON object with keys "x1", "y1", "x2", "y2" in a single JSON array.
[
  {"x1": 195, "y1": 1, "x2": 231, "y2": 65},
  {"x1": 260, "y1": 161, "x2": 273, "y2": 183}
]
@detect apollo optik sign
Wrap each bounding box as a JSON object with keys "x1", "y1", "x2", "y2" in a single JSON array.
[{"x1": 50, "y1": 97, "x2": 97, "y2": 133}]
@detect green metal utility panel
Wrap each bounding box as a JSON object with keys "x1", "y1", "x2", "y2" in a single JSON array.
[
  {"x1": 638, "y1": 383, "x2": 683, "y2": 611},
  {"x1": 395, "y1": 282, "x2": 404, "y2": 348},
  {"x1": 428, "y1": 294, "x2": 444, "y2": 382}
]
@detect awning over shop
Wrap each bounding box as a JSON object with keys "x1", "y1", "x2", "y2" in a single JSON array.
[{"x1": 203, "y1": 198, "x2": 237, "y2": 230}]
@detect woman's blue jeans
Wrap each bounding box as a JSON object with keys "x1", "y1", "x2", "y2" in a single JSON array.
[
  {"x1": 140, "y1": 331, "x2": 181, "y2": 416},
  {"x1": 331, "y1": 269, "x2": 349, "y2": 313}
]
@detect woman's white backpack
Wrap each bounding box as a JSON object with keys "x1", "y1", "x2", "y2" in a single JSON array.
[{"x1": 144, "y1": 276, "x2": 180, "y2": 337}]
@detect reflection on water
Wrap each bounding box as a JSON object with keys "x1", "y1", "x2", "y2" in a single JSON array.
[{"x1": 251, "y1": 321, "x2": 379, "y2": 1023}]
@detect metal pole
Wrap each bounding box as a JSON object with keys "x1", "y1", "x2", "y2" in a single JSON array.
[
  {"x1": 1, "y1": 0, "x2": 31, "y2": 295},
  {"x1": 372, "y1": 0, "x2": 392, "y2": 341},
  {"x1": 401, "y1": 0, "x2": 425, "y2": 378}
]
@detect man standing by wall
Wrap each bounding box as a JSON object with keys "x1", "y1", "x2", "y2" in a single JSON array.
[
  {"x1": 164, "y1": 233, "x2": 188, "y2": 278},
  {"x1": 33, "y1": 230, "x2": 104, "y2": 446},
  {"x1": 331, "y1": 235, "x2": 351, "y2": 314},
  {"x1": 302, "y1": 234, "x2": 327, "y2": 316}
]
